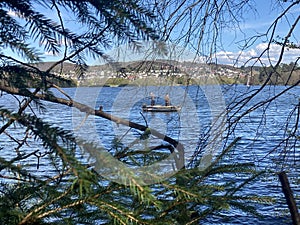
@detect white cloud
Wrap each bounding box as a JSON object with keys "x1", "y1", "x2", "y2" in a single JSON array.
[
  {"x1": 240, "y1": 21, "x2": 272, "y2": 31},
  {"x1": 255, "y1": 43, "x2": 268, "y2": 51},
  {"x1": 256, "y1": 43, "x2": 282, "y2": 54},
  {"x1": 214, "y1": 43, "x2": 300, "y2": 66},
  {"x1": 7, "y1": 10, "x2": 19, "y2": 17},
  {"x1": 7, "y1": 9, "x2": 24, "y2": 18},
  {"x1": 248, "y1": 49, "x2": 257, "y2": 57},
  {"x1": 44, "y1": 51, "x2": 60, "y2": 57}
]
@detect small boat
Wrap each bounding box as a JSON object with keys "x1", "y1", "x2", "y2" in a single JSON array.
[{"x1": 142, "y1": 104, "x2": 181, "y2": 112}]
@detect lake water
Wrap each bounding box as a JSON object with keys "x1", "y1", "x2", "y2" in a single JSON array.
[{"x1": 0, "y1": 85, "x2": 299, "y2": 224}]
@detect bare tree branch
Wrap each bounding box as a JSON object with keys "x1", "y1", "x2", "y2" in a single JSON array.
[{"x1": 0, "y1": 84, "x2": 185, "y2": 168}]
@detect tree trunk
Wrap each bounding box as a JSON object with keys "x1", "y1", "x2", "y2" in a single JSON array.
[{"x1": 278, "y1": 171, "x2": 300, "y2": 225}]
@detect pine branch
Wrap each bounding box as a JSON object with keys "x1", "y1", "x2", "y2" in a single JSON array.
[{"x1": 18, "y1": 187, "x2": 73, "y2": 225}]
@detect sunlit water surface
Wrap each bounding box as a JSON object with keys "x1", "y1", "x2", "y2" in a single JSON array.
[{"x1": 0, "y1": 85, "x2": 299, "y2": 224}]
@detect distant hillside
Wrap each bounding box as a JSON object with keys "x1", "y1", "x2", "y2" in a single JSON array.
[
  {"x1": 28, "y1": 60, "x2": 300, "y2": 86},
  {"x1": 30, "y1": 62, "x2": 76, "y2": 73}
]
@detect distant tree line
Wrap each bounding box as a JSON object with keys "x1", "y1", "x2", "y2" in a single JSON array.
[{"x1": 258, "y1": 62, "x2": 300, "y2": 85}]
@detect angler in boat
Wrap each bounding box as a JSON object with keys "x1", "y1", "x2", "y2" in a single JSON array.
[{"x1": 142, "y1": 93, "x2": 181, "y2": 112}]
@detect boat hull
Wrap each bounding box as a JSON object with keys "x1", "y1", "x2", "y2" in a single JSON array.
[{"x1": 142, "y1": 105, "x2": 181, "y2": 112}]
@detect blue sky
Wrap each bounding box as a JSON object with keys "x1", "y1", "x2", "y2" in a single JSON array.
[
  {"x1": 111, "y1": 0, "x2": 300, "y2": 66},
  {"x1": 4, "y1": 0, "x2": 300, "y2": 66},
  {"x1": 216, "y1": 0, "x2": 300, "y2": 65}
]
